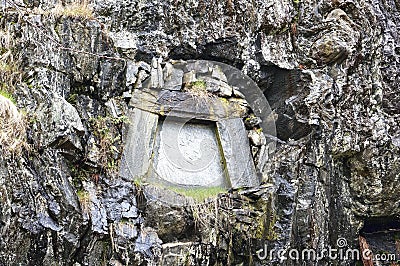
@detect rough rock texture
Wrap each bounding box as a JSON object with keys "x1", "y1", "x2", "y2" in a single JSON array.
[{"x1": 0, "y1": 0, "x2": 400, "y2": 265}]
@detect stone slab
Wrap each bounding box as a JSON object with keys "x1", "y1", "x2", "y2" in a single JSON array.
[
  {"x1": 130, "y1": 89, "x2": 246, "y2": 120},
  {"x1": 119, "y1": 108, "x2": 159, "y2": 180},
  {"x1": 152, "y1": 119, "x2": 227, "y2": 187},
  {"x1": 216, "y1": 118, "x2": 259, "y2": 188}
]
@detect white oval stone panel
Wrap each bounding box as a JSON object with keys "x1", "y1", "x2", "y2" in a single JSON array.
[{"x1": 153, "y1": 119, "x2": 227, "y2": 187}]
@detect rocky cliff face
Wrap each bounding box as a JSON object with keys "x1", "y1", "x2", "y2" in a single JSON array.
[{"x1": 0, "y1": 0, "x2": 399, "y2": 265}]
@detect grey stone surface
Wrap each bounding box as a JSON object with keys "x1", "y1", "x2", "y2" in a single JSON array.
[
  {"x1": 182, "y1": 70, "x2": 196, "y2": 84},
  {"x1": 35, "y1": 95, "x2": 84, "y2": 151},
  {"x1": 125, "y1": 60, "x2": 138, "y2": 87},
  {"x1": 135, "y1": 69, "x2": 149, "y2": 89},
  {"x1": 134, "y1": 227, "x2": 162, "y2": 258},
  {"x1": 108, "y1": 30, "x2": 138, "y2": 54},
  {"x1": 163, "y1": 63, "x2": 183, "y2": 91},
  {"x1": 145, "y1": 57, "x2": 164, "y2": 89},
  {"x1": 119, "y1": 109, "x2": 158, "y2": 180},
  {"x1": 157, "y1": 58, "x2": 164, "y2": 88},
  {"x1": 184, "y1": 61, "x2": 212, "y2": 74},
  {"x1": 82, "y1": 181, "x2": 108, "y2": 234},
  {"x1": 122, "y1": 90, "x2": 131, "y2": 99},
  {"x1": 255, "y1": 144, "x2": 268, "y2": 173},
  {"x1": 201, "y1": 76, "x2": 233, "y2": 97},
  {"x1": 163, "y1": 62, "x2": 173, "y2": 77},
  {"x1": 233, "y1": 87, "x2": 245, "y2": 99},
  {"x1": 152, "y1": 120, "x2": 227, "y2": 187},
  {"x1": 244, "y1": 115, "x2": 262, "y2": 128},
  {"x1": 216, "y1": 118, "x2": 259, "y2": 188},
  {"x1": 211, "y1": 65, "x2": 228, "y2": 82},
  {"x1": 150, "y1": 65, "x2": 159, "y2": 88}
]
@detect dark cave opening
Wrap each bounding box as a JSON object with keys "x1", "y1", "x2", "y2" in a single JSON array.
[
  {"x1": 359, "y1": 216, "x2": 400, "y2": 265},
  {"x1": 360, "y1": 216, "x2": 400, "y2": 235},
  {"x1": 259, "y1": 66, "x2": 313, "y2": 141}
]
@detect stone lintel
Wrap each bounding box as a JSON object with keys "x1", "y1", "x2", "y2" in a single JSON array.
[{"x1": 129, "y1": 88, "x2": 246, "y2": 121}]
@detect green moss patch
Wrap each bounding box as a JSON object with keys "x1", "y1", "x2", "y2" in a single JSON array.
[
  {"x1": 0, "y1": 90, "x2": 15, "y2": 104},
  {"x1": 167, "y1": 185, "x2": 226, "y2": 202}
]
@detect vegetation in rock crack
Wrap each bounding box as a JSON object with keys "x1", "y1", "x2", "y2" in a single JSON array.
[
  {"x1": 190, "y1": 196, "x2": 232, "y2": 230},
  {"x1": 88, "y1": 115, "x2": 128, "y2": 173},
  {"x1": 35, "y1": 0, "x2": 94, "y2": 19},
  {"x1": 0, "y1": 61, "x2": 21, "y2": 96},
  {"x1": 68, "y1": 162, "x2": 97, "y2": 188},
  {"x1": 1, "y1": 0, "x2": 400, "y2": 264},
  {"x1": 52, "y1": 2, "x2": 93, "y2": 19},
  {"x1": 0, "y1": 95, "x2": 27, "y2": 155},
  {"x1": 0, "y1": 36, "x2": 22, "y2": 96},
  {"x1": 184, "y1": 80, "x2": 210, "y2": 97},
  {"x1": 0, "y1": 27, "x2": 26, "y2": 156},
  {"x1": 133, "y1": 178, "x2": 144, "y2": 188},
  {"x1": 76, "y1": 190, "x2": 91, "y2": 213}
]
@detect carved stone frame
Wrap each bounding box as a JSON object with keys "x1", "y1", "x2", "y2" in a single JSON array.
[{"x1": 120, "y1": 88, "x2": 260, "y2": 189}]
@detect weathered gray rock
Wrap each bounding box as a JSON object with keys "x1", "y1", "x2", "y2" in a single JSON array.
[
  {"x1": 244, "y1": 115, "x2": 262, "y2": 128},
  {"x1": 143, "y1": 188, "x2": 194, "y2": 241},
  {"x1": 163, "y1": 63, "x2": 183, "y2": 91},
  {"x1": 35, "y1": 95, "x2": 84, "y2": 151},
  {"x1": 125, "y1": 60, "x2": 139, "y2": 87},
  {"x1": 201, "y1": 76, "x2": 233, "y2": 97},
  {"x1": 82, "y1": 181, "x2": 108, "y2": 234},
  {"x1": 255, "y1": 144, "x2": 268, "y2": 173},
  {"x1": 182, "y1": 70, "x2": 196, "y2": 84},
  {"x1": 248, "y1": 129, "x2": 265, "y2": 146},
  {"x1": 184, "y1": 61, "x2": 212, "y2": 74},
  {"x1": 134, "y1": 227, "x2": 162, "y2": 259},
  {"x1": 211, "y1": 65, "x2": 228, "y2": 82},
  {"x1": 135, "y1": 69, "x2": 150, "y2": 89},
  {"x1": 233, "y1": 87, "x2": 246, "y2": 99},
  {"x1": 149, "y1": 58, "x2": 160, "y2": 88},
  {"x1": 109, "y1": 30, "x2": 137, "y2": 57},
  {"x1": 310, "y1": 9, "x2": 359, "y2": 65},
  {"x1": 161, "y1": 242, "x2": 201, "y2": 265}
]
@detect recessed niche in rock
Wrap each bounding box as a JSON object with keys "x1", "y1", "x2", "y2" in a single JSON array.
[
  {"x1": 153, "y1": 119, "x2": 226, "y2": 187},
  {"x1": 120, "y1": 59, "x2": 275, "y2": 202},
  {"x1": 260, "y1": 66, "x2": 312, "y2": 141}
]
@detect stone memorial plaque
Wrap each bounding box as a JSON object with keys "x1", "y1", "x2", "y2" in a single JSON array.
[{"x1": 152, "y1": 119, "x2": 228, "y2": 187}]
